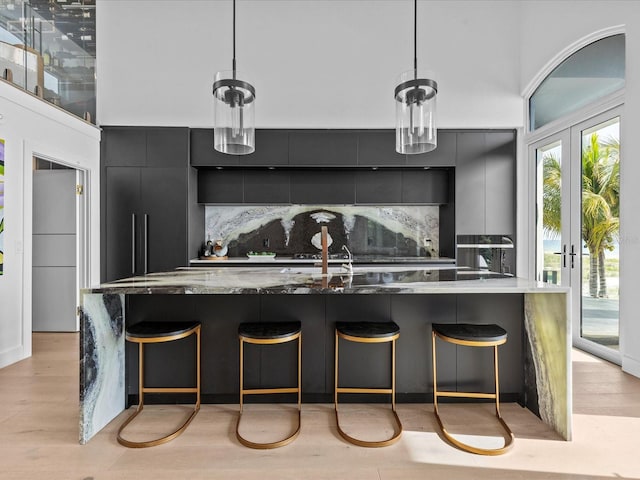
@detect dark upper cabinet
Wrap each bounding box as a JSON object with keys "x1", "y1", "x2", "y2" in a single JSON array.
[
  {"x1": 102, "y1": 128, "x2": 146, "y2": 167},
  {"x1": 191, "y1": 128, "x2": 455, "y2": 168},
  {"x1": 190, "y1": 128, "x2": 240, "y2": 167},
  {"x1": 198, "y1": 168, "x2": 449, "y2": 205},
  {"x1": 146, "y1": 128, "x2": 189, "y2": 168},
  {"x1": 191, "y1": 129, "x2": 288, "y2": 167},
  {"x1": 455, "y1": 130, "x2": 515, "y2": 235},
  {"x1": 357, "y1": 130, "x2": 406, "y2": 166},
  {"x1": 484, "y1": 132, "x2": 516, "y2": 235},
  {"x1": 197, "y1": 169, "x2": 291, "y2": 204},
  {"x1": 197, "y1": 169, "x2": 244, "y2": 204},
  {"x1": 406, "y1": 131, "x2": 457, "y2": 167},
  {"x1": 102, "y1": 127, "x2": 188, "y2": 168},
  {"x1": 355, "y1": 170, "x2": 402, "y2": 203},
  {"x1": 401, "y1": 169, "x2": 449, "y2": 204},
  {"x1": 288, "y1": 131, "x2": 358, "y2": 166},
  {"x1": 355, "y1": 169, "x2": 449, "y2": 205},
  {"x1": 250, "y1": 130, "x2": 289, "y2": 166},
  {"x1": 102, "y1": 127, "x2": 192, "y2": 282},
  {"x1": 290, "y1": 170, "x2": 356, "y2": 204},
  {"x1": 243, "y1": 170, "x2": 290, "y2": 203},
  {"x1": 455, "y1": 132, "x2": 486, "y2": 234}
]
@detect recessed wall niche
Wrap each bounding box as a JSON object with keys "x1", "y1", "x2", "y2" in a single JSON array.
[{"x1": 204, "y1": 205, "x2": 440, "y2": 257}]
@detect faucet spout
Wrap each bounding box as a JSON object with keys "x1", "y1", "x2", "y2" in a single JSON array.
[{"x1": 341, "y1": 244, "x2": 353, "y2": 274}]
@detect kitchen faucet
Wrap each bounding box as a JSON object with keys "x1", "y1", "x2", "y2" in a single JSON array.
[{"x1": 341, "y1": 245, "x2": 353, "y2": 274}]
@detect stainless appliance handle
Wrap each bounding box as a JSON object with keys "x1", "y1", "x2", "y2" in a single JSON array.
[
  {"x1": 143, "y1": 214, "x2": 149, "y2": 274},
  {"x1": 131, "y1": 213, "x2": 136, "y2": 275}
]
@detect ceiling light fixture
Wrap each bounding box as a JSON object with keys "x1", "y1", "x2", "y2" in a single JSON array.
[
  {"x1": 212, "y1": 0, "x2": 255, "y2": 155},
  {"x1": 394, "y1": 0, "x2": 437, "y2": 154}
]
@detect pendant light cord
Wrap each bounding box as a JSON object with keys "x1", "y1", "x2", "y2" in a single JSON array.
[
  {"x1": 413, "y1": 0, "x2": 417, "y2": 79},
  {"x1": 232, "y1": 0, "x2": 237, "y2": 78}
]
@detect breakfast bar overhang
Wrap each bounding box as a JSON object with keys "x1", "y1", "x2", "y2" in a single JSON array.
[{"x1": 78, "y1": 267, "x2": 571, "y2": 445}]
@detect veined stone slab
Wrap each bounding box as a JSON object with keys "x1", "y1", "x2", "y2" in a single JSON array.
[{"x1": 79, "y1": 293, "x2": 125, "y2": 444}]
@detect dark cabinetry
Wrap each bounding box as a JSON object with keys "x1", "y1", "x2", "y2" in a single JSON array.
[
  {"x1": 357, "y1": 130, "x2": 406, "y2": 166},
  {"x1": 455, "y1": 131, "x2": 516, "y2": 235},
  {"x1": 405, "y1": 131, "x2": 457, "y2": 167},
  {"x1": 101, "y1": 127, "x2": 194, "y2": 282},
  {"x1": 191, "y1": 129, "x2": 289, "y2": 167},
  {"x1": 289, "y1": 130, "x2": 358, "y2": 166},
  {"x1": 190, "y1": 129, "x2": 456, "y2": 168},
  {"x1": 198, "y1": 168, "x2": 450, "y2": 205},
  {"x1": 290, "y1": 170, "x2": 356, "y2": 204}
]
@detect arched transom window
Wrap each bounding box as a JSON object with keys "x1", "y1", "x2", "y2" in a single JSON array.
[{"x1": 529, "y1": 34, "x2": 625, "y2": 131}]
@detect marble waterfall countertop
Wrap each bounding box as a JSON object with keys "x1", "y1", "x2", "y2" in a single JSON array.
[
  {"x1": 80, "y1": 264, "x2": 572, "y2": 445},
  {"x1": 84, "y1": 265, "x2": 568, "y2": 295}
]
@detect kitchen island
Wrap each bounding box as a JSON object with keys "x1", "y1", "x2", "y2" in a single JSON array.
[{"x1": 79, "y1": 266, "x2": 570, "y2": 445}]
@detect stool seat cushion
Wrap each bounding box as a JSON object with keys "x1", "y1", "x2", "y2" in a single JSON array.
[
  {"x1": 432, "y1": 323, "x2": 507, "y2": 343},
  {"x1": 126, "y1": 320, "x2": 201, "y2": 339},
  {"x1": 336, "y1": 321, "x2": 400, "y2": 338},
  {"x1": 238, "y1": 321, "x2": 301, "y2": 339}
]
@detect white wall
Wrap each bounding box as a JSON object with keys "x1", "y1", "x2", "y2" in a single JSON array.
[
  {"x1": 96, "y1": 0, "x2": 523, "y2": 129},
  {"x1": 519, "y1": 0, "x2": 640, "y2": 377},
  {"x1": 0, "y1": 82, "x2": 100, "y2": 368}
]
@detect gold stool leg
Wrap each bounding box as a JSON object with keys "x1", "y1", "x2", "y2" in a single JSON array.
[
  {"x1": 334, "y1": 334, "x2": 403, "y2": 448},
  {"x1": 236, "y1": 334, "x2": 302, "y2": 449},
  {"x1": 432, "y1": 333, "x2": 514, "y2": 455},
  {"x1": 117, "y1": 326, "x2": 201, "y2": 448}
]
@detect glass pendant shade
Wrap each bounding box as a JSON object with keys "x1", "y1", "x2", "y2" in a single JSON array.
[
  {"x1": 395, "y1": 70, "x2": 437, "y2": 154},
  {"x1": 212, "y1": 70, "x2": 255, "y2": 155}
]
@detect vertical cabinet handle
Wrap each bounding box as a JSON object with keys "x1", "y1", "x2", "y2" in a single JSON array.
[
  {"x1": 131, "y1": 213, "x2": 137, "y2": 275},
  {"x1": 143, "y1": 214, "x2": 149, "y2": 275}
]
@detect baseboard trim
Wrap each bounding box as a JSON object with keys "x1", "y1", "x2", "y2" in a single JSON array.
[
  {"x1": 0, "y1": 345, "x2": 27, "y2": 369},
  {"x1": 622, "y1": 354, "x2": 640, "y2": 379}
]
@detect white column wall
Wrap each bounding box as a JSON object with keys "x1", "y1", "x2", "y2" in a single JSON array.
[
  {"x1": 0, "y1": 83, "x2": 100, "y2": 368},
  {"x1": 519, "y1": 1, "x2": 640, "y2": 377}
]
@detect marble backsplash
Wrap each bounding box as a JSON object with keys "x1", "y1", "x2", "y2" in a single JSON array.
[{"x1": 204, "y1": 205, "x2": 439, "y2": 257}]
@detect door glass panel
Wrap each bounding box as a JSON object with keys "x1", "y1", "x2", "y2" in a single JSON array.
[
  {"x1": 580, "y1": 118, "x2": 620, "y2": 350},
  {"x1": 536, "y1": 140, "x2": 563, "y2": 285}
]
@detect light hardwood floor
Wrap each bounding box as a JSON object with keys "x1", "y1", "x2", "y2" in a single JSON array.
[{"x1": 1, "y1": 333, "x2": 639, "y2": 479}]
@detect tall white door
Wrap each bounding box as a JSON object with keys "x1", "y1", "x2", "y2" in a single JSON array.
[{"x1": 533, "y1": 108, "x2": 621, "y2": 364}]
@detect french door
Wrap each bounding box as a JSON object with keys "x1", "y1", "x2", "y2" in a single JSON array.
[{"x1": 533, "y1": 107, "x2": 621, "y2": 364}]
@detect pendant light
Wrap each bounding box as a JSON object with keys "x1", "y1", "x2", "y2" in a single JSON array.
[
  {"x1": 212, "y1": 0, "x2": 255, "y2": 155},
  {"x1": 394, "y1": 0, "x2": 437, "y2": 154}
]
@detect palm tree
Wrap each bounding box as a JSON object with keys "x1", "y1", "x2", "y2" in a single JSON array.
[
  {"x1": 581, "y1": 132, "x2": 619, "y2": 297},
  {"x1": 542, "y1": 132, "x2": 619, "y2": 297}
]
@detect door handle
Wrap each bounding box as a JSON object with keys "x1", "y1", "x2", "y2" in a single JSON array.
[
  {"x1": 143, "y1": 214, "x2": 149, "y2": 275},
  {"x1": 569, "y1": 244, "x2": 577, "y2": 268},
  {"x1": 562, "y1": 244, "x2": 567, "y2": 268},
  {"x1": 131, "y1": 213, "x2": 137, "y2": 275}
]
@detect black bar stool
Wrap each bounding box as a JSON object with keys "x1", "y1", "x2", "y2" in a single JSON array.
[
  {"x1": 334, "y1": 321, "x2": 403, "y2": 447},
  {"x1": 117, "y1": 320, "x2": 201, "y2": 448},
  {"x1": 431, "y1": 323, "x2": 514, "y2": 455},
  {"x1": 237, "y1": 321, "x2": 302, "y2": 449}
]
